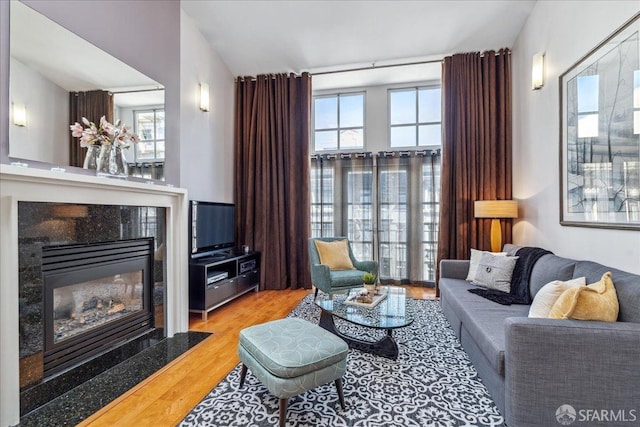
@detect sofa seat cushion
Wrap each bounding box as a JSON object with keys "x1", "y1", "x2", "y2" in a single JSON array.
[
  {"x1": 239, "y1": 318, "x2": 348, "y2": 379},
  {"x1": 440, "y1": 279, "x2": 529, "y2": 376},
  {"x1": 329, "y1": 269, "x2": 365, "y2": 288}
]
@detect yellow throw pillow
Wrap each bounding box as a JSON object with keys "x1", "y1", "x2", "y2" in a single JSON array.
[
  {"x1": 548, "y1": 272, "x2": 619, "y2": 322},
  {"x1": 314, "y1": 240, "x2": 355, "y2": 270}
]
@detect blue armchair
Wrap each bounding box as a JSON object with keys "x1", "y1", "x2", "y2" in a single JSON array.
[{"x1": 308, "y1": 237, "x2": 378, "y2": 298}]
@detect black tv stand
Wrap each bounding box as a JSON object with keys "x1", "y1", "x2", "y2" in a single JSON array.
[{"x1": 189, "y1": 251, "x2": 260, "y2": 321}]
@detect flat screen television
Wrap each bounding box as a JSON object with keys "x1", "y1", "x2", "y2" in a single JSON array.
[{"x1": 189, "y1": 201, "x2": 235, "y2": 258}]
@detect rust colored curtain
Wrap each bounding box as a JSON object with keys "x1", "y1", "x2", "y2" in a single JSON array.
[
  {"x1": 69, "y1": 90, "x2": 114, "y2": 167},
  {"x1": 437, "y1": 49, "x2": 512, "y2": 294},
  {"x1": 234, "y1": 73, "x2": 311, "y2": 290}
]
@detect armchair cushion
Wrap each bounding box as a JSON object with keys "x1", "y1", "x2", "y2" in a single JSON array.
[
  {"x1": 330, "y1": 269, "x2": 365, "y2": 288},
  {"x1": 314, "y1": 239, "x2": 355, "y2": 270}
]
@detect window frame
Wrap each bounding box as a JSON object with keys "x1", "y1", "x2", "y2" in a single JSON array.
[
  {"x1": 387, "y1": 85, "x2": 442, "y2": 149},
  {"x1": 312, "y1": 91, "x2": 366, "y2": 153}
]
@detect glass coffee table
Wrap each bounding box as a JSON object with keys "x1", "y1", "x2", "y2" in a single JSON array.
[{"x1": 314, "y1": 286, "x2": 414, "y2": 360}]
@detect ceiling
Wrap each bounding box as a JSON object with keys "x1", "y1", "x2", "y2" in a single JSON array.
[{"x1": 181, "y1": 0, "x2": 537, "y2": 89}]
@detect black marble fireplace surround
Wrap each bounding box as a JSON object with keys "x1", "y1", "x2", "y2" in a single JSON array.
[{"x1": 17, "y1": 202, "x2": 168, "y2": 416}]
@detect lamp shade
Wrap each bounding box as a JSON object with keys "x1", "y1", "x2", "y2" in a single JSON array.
[
  {"x1": 474, "y1": 200, "x2": 518, "y2": 219},
  {"x1": 475, "y1": 200, "x2": 518, "y2": 252},
  {"x1": 199, "y1": 82, "x2": 210, "y2": 112},
  {"x1": 12, "y1": 102, "x2": 26, "y2": 127},
  {"x1": 532, "y1": 52, "x2": 544, "y2": 90}
]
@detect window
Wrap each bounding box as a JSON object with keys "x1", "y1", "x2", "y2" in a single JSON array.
[
  {"x1": 134, "y1": 109, "x2": 165, "y2": 161},
  {"x1": 346, "y1": 169, "x2": 374, "y2": 261},
  {"x1": 389, "y1": 87, "x2": 441, "y2": 148},
  {"x1": 313, "y1": 93, "x2": 365, "y2": 151},
  {"x1": 378, "y1": 169, "x2": 408, "y2": 278},
  {"x1": 310, "y1": 160, "x2": 335, "y2": 237},
  {"x1": 310, "y1": 82, "x2": 442, "y2": 284},
  {"x1": 422, "y1": 159, "x2": 440, "y2": 281}
]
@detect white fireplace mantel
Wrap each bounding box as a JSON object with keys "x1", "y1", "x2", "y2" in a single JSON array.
[{"x1": 0, "y1": 164, "x2": 190, "y2": 427}]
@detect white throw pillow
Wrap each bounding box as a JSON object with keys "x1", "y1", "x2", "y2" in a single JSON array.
[
  {"x1": 472, "y1": 253, "x2": 519, "y2": 293},
  {"x1": 466, "y1": 248, "x2": 507, "y2": 281},
  {"x1": 528, "y1": 277, "x2": 587, "y2": 318}
]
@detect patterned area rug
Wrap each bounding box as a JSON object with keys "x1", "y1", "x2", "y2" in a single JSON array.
[{"x1": 180, "y1": 295, "x2": 505, "y2": 427}]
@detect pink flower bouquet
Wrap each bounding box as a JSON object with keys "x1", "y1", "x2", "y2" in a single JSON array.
[{"x1": 70, "y1": 116, "x2": 139, "y2": 149}]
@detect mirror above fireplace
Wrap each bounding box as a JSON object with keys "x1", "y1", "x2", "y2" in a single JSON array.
[{"x1": 8, "y1": 1, "x2": 166, "y2": 180}]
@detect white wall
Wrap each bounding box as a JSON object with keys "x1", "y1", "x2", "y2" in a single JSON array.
[
  {"x1": 179, "y1": 10, "x2": 235, "y2": 203},
  {"x1": 9, "y1": 58, "x2": 68, "y2": 165},
  {"x1": 512, "y1": 1, "x2": 640, "y2": 273}
]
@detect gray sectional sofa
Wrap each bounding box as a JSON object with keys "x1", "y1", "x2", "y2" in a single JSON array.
[{"x1": 439, "y1": 246, "x2": 640, "y2": 427}]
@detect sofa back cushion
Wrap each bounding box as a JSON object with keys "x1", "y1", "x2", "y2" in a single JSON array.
[
  {"x1": 573, "y1": 261, "x2": 640, "y2": 323},
  {"x1": 529, "y1": 254, "x2": 576, "y2": 298}
]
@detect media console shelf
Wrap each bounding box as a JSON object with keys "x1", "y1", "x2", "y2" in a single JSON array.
[{"x1": 189, "y1": 251, "x2": 260, "y2": 321}]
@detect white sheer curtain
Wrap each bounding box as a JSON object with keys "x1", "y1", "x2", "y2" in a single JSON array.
[
  {"x1": 310, "y1": 150, "x2": 440, "y2": 284},
  {"x1": 311, "y1": 153, "x2": 374, "y2": 261}
]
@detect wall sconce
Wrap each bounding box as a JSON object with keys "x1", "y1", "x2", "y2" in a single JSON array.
[
  {"x1": 199, "y1": 82, "x2": 210, "y2": 112},
  {"x1": 531, "y1": 53, "x2": 544, "y2": 90},
  {"x1": 474, "y1": 200, "x2": 518, "y2": 252},
  {"x1": 12, "y1": 102, "x2": 26, "y2": 126}
]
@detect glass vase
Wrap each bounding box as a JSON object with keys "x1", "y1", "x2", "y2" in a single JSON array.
[
  {"x1": 96, "y1": 144, "x2": 128, "y2": 178},
  {"x1": 82, "y1": 145, "x2": 100, "y2": 170}
]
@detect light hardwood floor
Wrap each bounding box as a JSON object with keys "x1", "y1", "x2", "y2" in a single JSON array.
[{"x1": 79, "y1": 285, "x2": 435, "y2": 426}]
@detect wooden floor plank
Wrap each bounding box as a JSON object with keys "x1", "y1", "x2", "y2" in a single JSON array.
[{"x1": 79, "y1": 286, "x2": 435, "y2": 426}]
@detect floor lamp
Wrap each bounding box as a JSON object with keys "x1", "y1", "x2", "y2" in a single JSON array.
[{"x1": 474, "y1": 200, "x2": 518, "y2": 252}]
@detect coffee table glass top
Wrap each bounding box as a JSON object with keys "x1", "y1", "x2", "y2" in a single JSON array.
[{"x1": 314, "y1": 286, "x2": 414, "y2": 330}]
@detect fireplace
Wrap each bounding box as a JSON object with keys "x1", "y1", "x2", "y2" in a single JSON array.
[
  {"x1": 1, "y1": 167, "x2": 188, "y2": 427},
  {"x1": 42, "y1": 239, "x2": 154, "y2": 377}
]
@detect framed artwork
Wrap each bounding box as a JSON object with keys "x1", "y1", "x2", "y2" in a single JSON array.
[{"x1": 559, "y1": 12, "x2": 640, "y2": 230}]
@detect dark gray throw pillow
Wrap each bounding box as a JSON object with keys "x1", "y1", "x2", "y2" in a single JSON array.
[{"x1": 472, "y1": 252, "x2": 519, "y2": 293}]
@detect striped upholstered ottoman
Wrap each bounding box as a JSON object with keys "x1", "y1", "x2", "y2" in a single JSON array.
[{"x1": 238, "y1": 317, "x2": 348, "y2": 427}]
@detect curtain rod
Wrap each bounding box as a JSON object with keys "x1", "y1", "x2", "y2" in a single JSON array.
[
  {"x1": 110, "y1": 88, "x2": 165, "y2": 94},
  {"x1": 236, "y1": 50, "x2": 509, "y2": 81},
  {"x1": 236, "y1": 73, "x2": 309, "y2": 82},
  {"x1": 311, "y1": 58, "x2": 443, "y2": 76},
  {"x1": 234, "y1": 61, "x2": 438, "y2": 81},
  {"x1": 310, "y1": 50, "x2": 509, "y2": 77}
]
